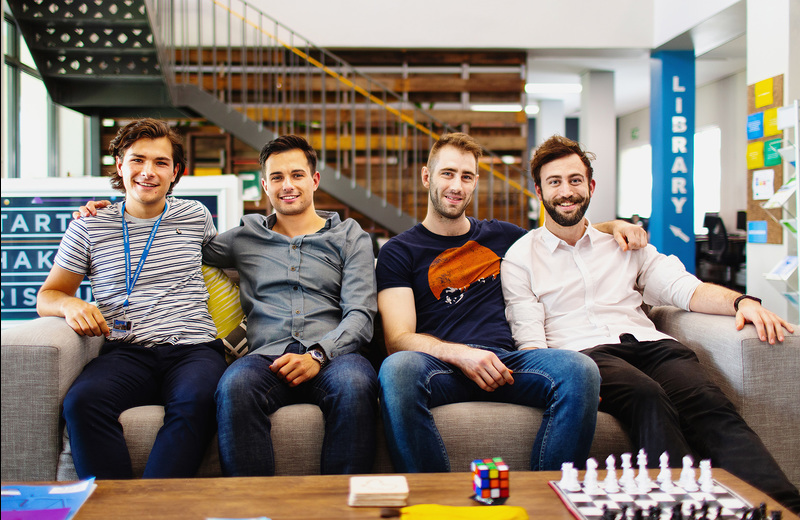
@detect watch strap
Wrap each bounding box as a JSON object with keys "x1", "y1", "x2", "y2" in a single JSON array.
[{"x1": 734, "y1": 294, "x2": 762, "y2": 312}]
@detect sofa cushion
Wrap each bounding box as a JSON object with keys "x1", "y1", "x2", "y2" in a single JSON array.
[
  {"x1": 202, "y1": 265, "x2": 248, "y2": 360},
  {"x1": 56, "y1": 404, "x2": 327, "y2": 479},
  {"x1": 56, "y1": 405, "x2": 222, "y2": 480},
  {"x1": 432, "y1": 402, "x2": 633, "y2": 472},
  {"x1": 56, "y1": 401, "x2": 633, "y2": 479}
]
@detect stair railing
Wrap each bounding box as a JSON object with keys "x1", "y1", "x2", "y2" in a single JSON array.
[{"x1": 145, "y1": 0, "x2": 533, "y2": 226}]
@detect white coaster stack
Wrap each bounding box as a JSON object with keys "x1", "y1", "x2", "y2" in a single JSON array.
[{"x1": 348, "y1": 475, "x2": 410, "y2": 507}]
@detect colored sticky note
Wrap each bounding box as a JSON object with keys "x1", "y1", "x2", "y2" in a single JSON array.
[
  {"x1": 764, "y1": 138, "x2": 783, "y2": 166},
  {"x1": 748, "y1": 221, "x2": 768, "y2": 243},
  {"x1": 747, "y1": 141, "x2": 764, "y2": 169},
  {"x1": 747, "y1": 113, "x2": 764, "y2": 139},
  {"x1": 754, "y1": 77, "x2": 774, "y2": 108},
  {"x1": 763, "y1": 108, "x2": 780, "y2": 137}
]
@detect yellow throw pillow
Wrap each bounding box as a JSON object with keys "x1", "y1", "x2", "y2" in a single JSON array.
[{"x1": 202, "y1": 265, "x2": 248, "y2": 360}]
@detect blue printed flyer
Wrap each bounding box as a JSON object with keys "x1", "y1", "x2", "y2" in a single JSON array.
[{"x1": 1, "y1": 478, "x2": 96, "y2": 520}]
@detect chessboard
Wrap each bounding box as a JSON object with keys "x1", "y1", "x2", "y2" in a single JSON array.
[{"x1": 549, "y1": 478, "x2": 753, "y2": 520}]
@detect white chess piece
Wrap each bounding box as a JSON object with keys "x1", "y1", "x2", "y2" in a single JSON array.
[
  {"x1": 699, "y1": 459, "x2": 714, "y2": 493},
  {"x1": 679, "y1": 455, "x2": 698, "y2": 491},
  {"x1": 620, "y1": 453, "x2": 637, "y2": 492},
  {"x1": 657, "y1": 451, "x2": 674, "y2": 491},
  {"x1": 635, "y1": 448, "x2": 653, "y2": 492},
  {"x1": 559, "y1": 462, "x2": 580, "y2": 492},
  {"x1": 584, "y1": 458, "x2": 599, "y2": 493},
  {"x1": 604, "y1": 454, "x2": 620, "y2": 493}
]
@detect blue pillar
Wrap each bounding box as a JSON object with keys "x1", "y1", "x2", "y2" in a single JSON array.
[{"x1": 650, "y1": 50, "x2": 696, "y2": 273}]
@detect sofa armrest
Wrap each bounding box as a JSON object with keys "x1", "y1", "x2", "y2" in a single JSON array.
[
  {"x1": 1, "y1": 317, "x2": 104, "y2": 481},
  {"x1": 649, "y1": 306, "x2": 800, "y2": 488}
]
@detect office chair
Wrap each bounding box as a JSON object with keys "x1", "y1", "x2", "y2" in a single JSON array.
[{"x1": 703, "y1": 213, "x2": 728, "y2": 263}]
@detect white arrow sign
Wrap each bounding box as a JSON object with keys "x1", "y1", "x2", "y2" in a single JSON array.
[{"x1": 669, "y1": 225, "x2": 691, "y2": 243}]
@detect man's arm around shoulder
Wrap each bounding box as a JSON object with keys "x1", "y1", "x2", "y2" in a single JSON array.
[
  {"x1": 378, "y1": 287, "x2": 514, "y2": 392},
  {"x1": 688, "y1": 283, "x2": 794, "y2": 344},
  {"x1": 593, "y1": 220, "x2": 648, "y2": 251}
]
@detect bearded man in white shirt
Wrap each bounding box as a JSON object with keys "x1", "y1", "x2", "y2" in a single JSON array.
[{"x1": 501, "y1": 135, "x2": 799, "y2": 514}]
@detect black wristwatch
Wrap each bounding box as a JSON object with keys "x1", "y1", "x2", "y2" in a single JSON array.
[
  {"x1": 308, "y1": 347, "x2": 329, "y2": 369},
  {"x1": 734, "y1": 294, "x2": 762, "y2": 312}
]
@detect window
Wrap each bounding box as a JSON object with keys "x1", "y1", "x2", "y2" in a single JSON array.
[
  {"x1": 3, "y1": 13, "x2": 88, "y2": 179},
  {"x1": 693, "y1": 126, "x2": 722, "y2": 235},
  {"x1": 617, "y1": 144, "x2": 652, "y2": 220},
  {"x1": 616, "y1": 126, "x2": 722, "y2": 236}
]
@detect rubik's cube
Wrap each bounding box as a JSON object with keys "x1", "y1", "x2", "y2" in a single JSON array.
[{"x1": 471, "y1": 457, "x2": 510, "y2": 499}]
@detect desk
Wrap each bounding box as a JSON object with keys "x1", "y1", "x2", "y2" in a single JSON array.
[{"x1": 6, "y1": 470, "x2": 794, "y2": 520}]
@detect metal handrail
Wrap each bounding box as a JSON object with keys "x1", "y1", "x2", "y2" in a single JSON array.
[{"x1": 145, "y1": 0, "x2": 532, "y2": 226}]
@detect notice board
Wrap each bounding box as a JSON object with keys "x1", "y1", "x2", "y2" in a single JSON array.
[{"x1": 746, "y1": 74, "x2": 784, "y2": 244}]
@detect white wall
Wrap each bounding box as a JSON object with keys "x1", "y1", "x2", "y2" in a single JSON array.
[
  {"x1": 247, "y1": 0, "x2": 654, "y2": 49},
  {"x1": 616, "y1": 71, "x2": 747, "y2": 231},
  {"x1": 745, "y1": 0, "x2": 799, "y2": 323},
  {"x1": 652, "y1": 0, "x2": 741, "y2": 46},
  {"x1": 695, "y1": 71, "x2": 747, "y2": 230}
]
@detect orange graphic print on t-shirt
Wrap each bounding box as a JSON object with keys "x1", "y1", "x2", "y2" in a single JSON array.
[{"x1": 428, "y1": 241, "x2": 501, "y2": 305}]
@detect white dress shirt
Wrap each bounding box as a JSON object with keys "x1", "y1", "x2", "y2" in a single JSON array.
[{"x1": 501, "y1": 222, "x2": 702, "y2": 352}]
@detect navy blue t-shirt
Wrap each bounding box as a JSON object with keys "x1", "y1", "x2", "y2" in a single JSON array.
[{"x1": 376, "y1": 218, "x2": 527, "y2": 351}]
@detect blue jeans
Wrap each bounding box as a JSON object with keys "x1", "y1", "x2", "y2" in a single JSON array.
[
  {"x1": 379, "y1": 347, "x2": 601, "y2": 472},
  {"x1": 62, "y1": 339, "x2": 227, "y2": 479},
  {"x1": 215, "y1": 345, "x2": 379, "y2": 476}
]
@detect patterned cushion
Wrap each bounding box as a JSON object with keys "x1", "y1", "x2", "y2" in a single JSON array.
[{"x1": 201, "y1": 265, "x2": 248, "y2": 359}]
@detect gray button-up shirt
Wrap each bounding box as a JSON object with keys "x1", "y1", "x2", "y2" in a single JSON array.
[{"x1": 202, "y1": 211, "x2": 377, "y2": 358}]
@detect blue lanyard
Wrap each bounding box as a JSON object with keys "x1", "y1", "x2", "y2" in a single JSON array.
[{"x1": 121, "y1": 201, "x2": 168, "y2": 311}]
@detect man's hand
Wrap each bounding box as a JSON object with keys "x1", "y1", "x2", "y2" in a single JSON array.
[
  {"x1": 72, "y1": 200, "x2": 112, "y2": 219},
  {"x1": 270, "y1": 353, "x2": 321, "y2": 387},
  {"x1": 735, "y1": 298, "x2": 794, "y2": 344},
  {"x1": 453, "y1": 348, "x2": 514, "y2": 392},
  {"x1": 611, "y1": 221, "x2": 648, "y2": 251},
  {"x1": 62, "y1": 298, "x2": 110, "y2": 337}
]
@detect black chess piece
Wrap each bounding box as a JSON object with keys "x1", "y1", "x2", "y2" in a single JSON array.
[
  {"x1": 758, "y1": 503, "x2": 767, "y2": 520},
  {"x1": 672, "y1": 503, "x2": 684, "y2": 520},
  {"x1": 715, "y1": 505, "x2": 724, "y2": 519},
  {"x1": 769, "y1": 510, "x2": 782, "y2": 520},
  {"x1": 634, "y1": 506, "x2": 645, "y2": 520},
  {"x1": 621, "y1": 505, "x2": 630, "y2": 519}
]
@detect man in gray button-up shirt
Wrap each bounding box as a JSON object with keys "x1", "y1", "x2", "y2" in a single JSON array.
[{"x1": 204, "y1": 135, "x2": 379, "y2": 477}]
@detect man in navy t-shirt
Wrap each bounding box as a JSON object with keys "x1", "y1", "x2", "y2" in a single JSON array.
[{"x1": 375, "y1": 132, "x2": 647, "y2": 472}]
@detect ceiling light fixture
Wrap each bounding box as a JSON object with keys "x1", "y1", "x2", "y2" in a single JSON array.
[
  {"x1": 470, "y1": 104, "x2": 540, "y2": 116},
  {"x1": 471, "y1": 104, "x2": 524, "y2": 112}
]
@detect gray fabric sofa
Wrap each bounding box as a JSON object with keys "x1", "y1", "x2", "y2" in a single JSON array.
[{"x1": 2, "y1": 307, "x2": 798, "y2": 490}]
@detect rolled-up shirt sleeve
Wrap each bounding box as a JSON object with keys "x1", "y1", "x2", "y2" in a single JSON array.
[
  {"x1": 501, "y1": 255, "x2": 548, "y2": 350},
  {"x1": 636, "y1": 246, "x2": 702, "y2": 311}
]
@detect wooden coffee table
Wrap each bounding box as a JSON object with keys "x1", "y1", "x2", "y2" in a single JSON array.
[{"x1": 5, "y1": 470, "x2": 795, "y2": 520}]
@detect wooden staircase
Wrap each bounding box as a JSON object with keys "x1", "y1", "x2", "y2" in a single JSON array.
[{"x1": 7, "y1": 0, "x2": 534, "y2": 235}]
